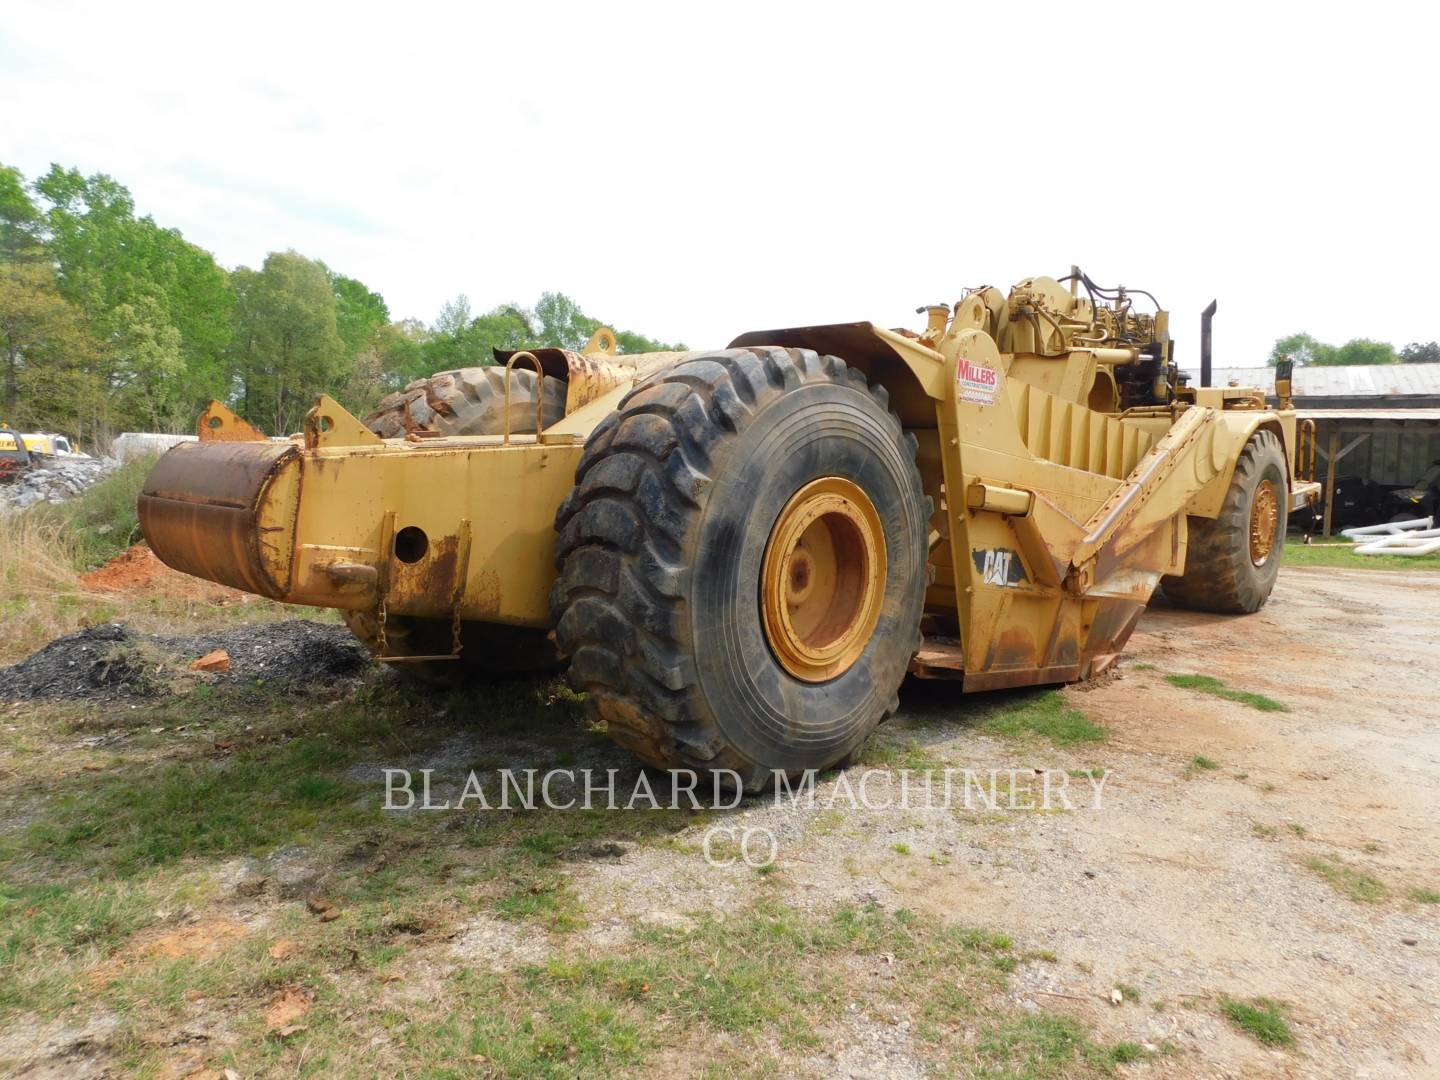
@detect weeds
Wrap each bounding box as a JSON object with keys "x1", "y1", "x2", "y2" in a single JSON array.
[
  {"x1": 1165, "y1": 674, "x2": 1288, "y2": 712},
  {"x1": 1305, "y1": 855, "x2": 1388, "y2": 903},
  {"x1": 22, "y1": 456, "x2": 157, "y2": 569},
  {"x1": 982, "y1": 690, "x2": 1106, "y2": 747},
  {"x1": 1283, "y1": 539, "x2": 1440, "y2": 571},
  {"x1": 1220, "y1": 996, "x2": 1294, "y2": 1047}
]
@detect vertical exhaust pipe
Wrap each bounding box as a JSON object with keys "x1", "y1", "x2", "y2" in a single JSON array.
[{"x1": 1200, "y1": 300, "x2": 1217, "y2": 387}]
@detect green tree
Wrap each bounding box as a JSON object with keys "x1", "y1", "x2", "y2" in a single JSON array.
[
  {"x1": 1269, "y1": 333, "x2": 1332, "y2": 366},
  {"x1": 419, "y1": 298, "x2": 533, "y2": 371},
  {"x1": 377, "y1": 318, "x2": 428, "y2": 382},
  {"x1": 0, "y1": 260, "x2": 102, "y2": 429},
  {"x1": 0, "y1": 163, "x2": 43, "y2": 261},
  {"x1": 534, "y1": 291, "x2": 599, "y2": 351},
  {"x1": 230, "y1": 251, "x2": 347, "y2": 434},
  {"x1": 1331, "y1": 338, "x2": 1396, "y2": 365},
  {"x1": 1400, "y1": 341, "x2": 1440, "y2": 364},
  {"x1": 326, "y1": 266, "x2": 390, "y2": 356},
  {"x1": 32, "y1": 165, "x2": 233, "y2": 434},
  {"x1": 533, "y1": 292, "x2": 682, "y2": 354},
  {"x1": 1269, "y1": 332, "x2": 1396, "y2": 366}
]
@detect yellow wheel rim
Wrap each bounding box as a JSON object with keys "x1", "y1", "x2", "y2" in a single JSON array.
[
  {"x1": 1249, "y1": 478, "x2": 1279, "y2": 566},
  {"x1": 761, "y1": 477, "x2": 886, "y2": 683}
]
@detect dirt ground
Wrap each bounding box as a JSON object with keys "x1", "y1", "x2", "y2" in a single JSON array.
[
  {"x1": 885, "y1": 566, "x2": 1440, "y2": 1077},
  {"x1": 0, "y1": 564, "x2": 1436, "y2": 1078}
]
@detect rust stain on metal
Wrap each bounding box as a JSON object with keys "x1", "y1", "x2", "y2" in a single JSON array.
[
  {"x1": 386, "y1": 534, "x2": 459, "y2": 616},
  {"x1": 197, "y1": 400, "x2": 269, "y2": 443},
  {"x1": 562, "y1": 353, "x2": 630, "y2": 413},
  {"x1": 138, "y1": 441, "x2": 299, "y2": 597},
  {"x1": 469, "y1": 569, "x2": 502, "y2": 618},
  {"x1": 993, "y1": 626, "x2": 1037, "y2": 669}
]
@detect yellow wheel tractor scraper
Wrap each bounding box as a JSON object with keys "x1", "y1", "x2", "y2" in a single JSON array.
[{"x1": 139, "y1": 271, "x2": 1319, "y2": 789}]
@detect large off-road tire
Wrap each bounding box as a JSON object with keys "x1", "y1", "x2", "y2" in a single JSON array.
[
  {"x1": 1162, "y1": 429, "x2": 1288, "y2": 614},
  {"x1": 550, "y1": 347, "x2": 929, "y2": 790},
  {"x1": 364, "y1": 366, "x2": 566, "y2": 438},
  {"x1": 341, "y1": 610, "x2": 561, "y2": 688}
]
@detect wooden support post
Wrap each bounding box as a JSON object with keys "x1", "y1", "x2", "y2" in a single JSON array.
[{"x1": 1322, "y1": 429, "x2": 1340, "y2": 537}]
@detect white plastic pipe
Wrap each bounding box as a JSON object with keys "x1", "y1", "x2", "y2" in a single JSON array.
[
  {"x1": 1353, "y1": 531, "x2": 1440, "y2": 556},
  {"x1": 1341, "y1": 516, "x2": 1434, "y2": 539}
]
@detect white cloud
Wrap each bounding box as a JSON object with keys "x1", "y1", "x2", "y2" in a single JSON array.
[{"x1": 3, "y1": 0, "x2": 1437, "y2": 363}]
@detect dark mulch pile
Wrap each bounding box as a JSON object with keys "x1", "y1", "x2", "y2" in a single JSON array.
[{"x1": 0, "y1": 620, "x2": 369, "y2": 702}]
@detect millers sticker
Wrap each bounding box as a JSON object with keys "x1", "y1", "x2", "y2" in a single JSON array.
[{"x1": 957, "y1": 357, "x2": 999, "y2": 406}]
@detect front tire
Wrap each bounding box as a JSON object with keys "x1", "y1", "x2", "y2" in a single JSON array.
[
  {"x1": 1163, "y1": 429, "x2": 1288, "y2": 614},
  {"x1": 550, "y1": 348, "x2": 929, "y2": 790}
]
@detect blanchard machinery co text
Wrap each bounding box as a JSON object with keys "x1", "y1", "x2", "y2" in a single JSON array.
[{"x1": 381, "y1": 767, "x2": 1113, "y2": 813}]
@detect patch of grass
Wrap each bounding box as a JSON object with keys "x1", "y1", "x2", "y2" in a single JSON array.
[
  {"x1": 1, "y1": 635, "x2": 1143, "y2": 1076},
  {"x1": 892, "y1": 842, "x2": 911, "y2": 856},
  {"x1": 306, "y1": 901, "x2": 1111, "y2": 1079},
  {"x1": 1131, "y1": 662, "x2": 1157, "y2": 671},
  {"x1": 1165, "y1": 673, "x2": 1288, "y2": 712},
  {"x1": 23, "y1": 456, "x2": 158, "y2": 570},
  {"x1": 1305, "y1": 855, "x2": 1388, "y2": 903},
  {"x1": 496, "y1": 879, "x2": 587, "y2": 933},
  {"x1": 1189, "y1": 755, "x2": 1219, "y2": 771},
  {"x1": 975, "y1": 1012, "x2": 1146, "y2": 1076},
  {"x1": 14, "y1": 728, "x2": 376, "y2": 877},
  {"x1": 982, "y1": 691, "x2": 1106, "y2": 747},
  {"x1": 1407, "y1": 887, "x2": 1440, "y2": 904},
  {"x1": 1115, "y1": 981, "x2": 1141, "y2": 1003},
  {"x1": 1219, "y1": 996, "x2": 1294, "y2": 1047},
  {"x1": 1252, "y1": 823, "x2": 1279, "y2": 840},
  {"x1": 1104, "y1": 1041, "x2": 1147, "y2": 1065},
  {"x1": 1287, "y1": 822, "x2": 1307, "y2": 837},
  {"x1": 0, "y1": 879, "x2": 157, "y2": 1014},
  {"x1": 1283, "y1": 538, "x2": 1440, "y2": 571},
  {"x1": 853, "y1": 732, "x2": 944, "y2": 771}
]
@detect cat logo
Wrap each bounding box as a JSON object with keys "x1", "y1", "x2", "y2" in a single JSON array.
[{"x1": 972, "y1": 547, "x2": 1027, "y2": 588}]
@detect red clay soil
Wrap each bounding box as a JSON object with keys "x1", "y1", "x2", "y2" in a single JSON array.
[{"x1": 79, "y1": 543, "x2": 251, "y2": 603}]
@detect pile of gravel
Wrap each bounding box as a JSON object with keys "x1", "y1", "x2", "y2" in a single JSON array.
[
  {"x1": 0, "y1": 454, "x2": 121, "y2": 512},
  {"x1": 0, "y1": 620, "x2": 370, "y2": 702}
]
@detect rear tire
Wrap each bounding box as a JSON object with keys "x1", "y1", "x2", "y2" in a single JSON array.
[
  {"x1": 364, "y1": 366, "x2": 565, "y2": 438},
  {"x1": 550, "y1": 347, "x2": 929, "y2": 790},
  {"x1": 1162, "y1": 429, "x2": 1288, "y2": 614}
]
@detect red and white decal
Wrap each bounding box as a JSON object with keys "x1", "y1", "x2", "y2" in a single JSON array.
[{"x1": 956, "y1": 357, "x2": 999, "y2": 406}]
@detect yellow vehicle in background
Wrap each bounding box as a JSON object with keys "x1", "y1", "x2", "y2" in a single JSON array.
[
  {"x1": 0, "y1": 431, "x2": 85, "y2": 456},
  {"x1": 140, "y1": 269, "x2": 1320, "y2": 789}
]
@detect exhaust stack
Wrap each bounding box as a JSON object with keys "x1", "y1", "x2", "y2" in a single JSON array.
[{"x1": 1200, "y1": 299, "x2": 1217, "y2": 387}]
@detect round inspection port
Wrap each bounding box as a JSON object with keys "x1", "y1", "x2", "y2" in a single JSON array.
[{"x1": 393, "y1": 526, "x2": 429, "y2": 564}]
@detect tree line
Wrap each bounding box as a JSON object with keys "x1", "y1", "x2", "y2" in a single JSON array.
[
  {"x1": 0, "y1": 162, "x2": 680, "y2": 448},
  {"x1": 1269, "y1": 333, "x2": 1438, "y2": 367}
]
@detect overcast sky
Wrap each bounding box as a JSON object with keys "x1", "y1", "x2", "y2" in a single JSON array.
[{"x1": 4, "y1": 0, "x2": 1436, "y2": 368}]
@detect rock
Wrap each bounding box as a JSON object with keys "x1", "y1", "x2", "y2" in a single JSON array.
[
  {"x1": 0, "y1": 454, "x2": 121, "y2": 511},
  {"x1": 263, "y1": 847, "x2": 324, "y2": 900},
  {"x1": 211, "y1": 856, "x2": 266, "y2": 897},
  {"x1": 189, "y1": 649, "x2": 230, "y2": 673}
]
